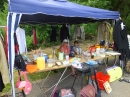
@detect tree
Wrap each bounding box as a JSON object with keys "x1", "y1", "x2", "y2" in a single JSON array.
[
  {"x1": 70, "y1": 0, "x2": 130, "y2": 19},
  {"x1": 69, "y1": 0, "x2": 130, "y2": 33},
  {"x1": 0, "y1": 2, "x2": 7, "y2": 25},
  {"x1": 0, "y1": 0, "x2": 7, "y2": 12},
  {"x1": 110, "y1": 0, "x2": 130, "y2": 19},
  {"x1": 0, "y1": 2, "x2": 8, "y2": 36}
]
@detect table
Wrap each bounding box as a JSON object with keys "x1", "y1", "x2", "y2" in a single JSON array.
[
  {"x1": 27, "y1": 62, "x2": 72, "y2": 97},
  {"x1": 73, "y1": 51, "x2": 121, "y2": 89},
  {"x1": 27, "y1": 51, "x2": 121, "y2": 96}
]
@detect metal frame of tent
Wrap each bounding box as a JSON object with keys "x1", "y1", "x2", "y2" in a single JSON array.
[{"x1": 7, "y1": 0, "x2": 120, "y2": 96}]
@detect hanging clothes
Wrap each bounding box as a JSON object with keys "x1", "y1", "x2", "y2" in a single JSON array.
[
  {"x1": 50, "y1": 26, "x2": 57, "y2": 42},
  {"x1": 97, "y1": 21, "x2": 113, "y2": 44},
  {"x1": 66, "y1": 24, "x2": 70, "y2": 34},
  {"x1": 0, "y1": 73, "x2": 5, "y2": 92},
  {"x1": 33, "y1": 29, "x2": 37, "y2": 45},
  {"x1": 80, "y1": 26, "x2": 85, "y2": 40},
  {"x1": 60, "y1": 24, "x2": 70, "y2": 43},
  {"x1": 72, "y1": 25, "x2": 85, "y2": 40},
  {"x1": 113, "y1": 19, "x2": 130, "y2": 60},
  {"x1": 0, "y1": 37, "x2": 10, "y2": 86},
  {"x1": 16, "y1": 27, "x2": 27, "y2": 54}
]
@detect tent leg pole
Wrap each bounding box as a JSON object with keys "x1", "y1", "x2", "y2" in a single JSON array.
[
  {"x1": 18, "y1": 70, "x2": 26, "y2": 97},
  {"x1": 11, "y1": 72, "x2": 16, "y2": 97}
]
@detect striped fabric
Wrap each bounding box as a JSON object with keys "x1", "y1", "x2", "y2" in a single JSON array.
[{"x1": 7, "y1": 12, "x2": 22, "y2": 97}]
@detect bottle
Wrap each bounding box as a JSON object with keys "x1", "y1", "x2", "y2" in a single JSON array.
[
  {"x1": 91, "y1": 52, "x2": 94, "y2": 59},
  {"x1": 105, "y1": 40, "x2": 108, "y2": 49},
  {"x1": 53, "y1": 49, "x2": 57, "y2": 60},
  {"x1": 79, "y1": 46, "x2": 82, "y2": 55},
  {"x1": 65, "y1": 55, "x2": 69, "y2": 61}
]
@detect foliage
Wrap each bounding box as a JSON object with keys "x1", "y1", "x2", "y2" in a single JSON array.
[
  {"x1": 0, "y1": 0, "x2": 7, "y2": 12},
  {"x1": 0, "y1": 3, "x2": 8, "y2": 35},
  {"x1": 110, "y1": 0, "x2": 130, "y2": 34},
  {"x1": 22, "y1": 24, "x2": 61, "y2": 50},
  {"x1": 70, "y1": 0, "x2": 130, "y2": 34},
  {"x1": 110, "y1": 0, "x2": 130, "y2": 18},
  {"x1": 124, "y1": 13, "x2": 130, "y2": 34}
]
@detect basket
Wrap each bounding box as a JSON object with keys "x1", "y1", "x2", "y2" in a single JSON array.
[{"x1": 92, "y1": 72, "x2": 110, "y2": 90}]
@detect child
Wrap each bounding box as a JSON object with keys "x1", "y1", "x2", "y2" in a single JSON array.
[{"x1": 73, "y1": 40, "x2": 81, "y2": 55}]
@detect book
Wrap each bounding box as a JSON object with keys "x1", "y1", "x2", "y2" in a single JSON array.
[{"x1": 103, "y1": 81, "x2": 112, "y2": 94}]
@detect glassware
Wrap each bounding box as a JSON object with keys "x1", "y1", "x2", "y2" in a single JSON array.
[
  {"x1": 79, "y1": 47, "x2": 82, "y2": 55},
  {"x1": 33, "y1": 54, "x2": 38, "y2": 61},
  {"x1": 52, "y1": 48, "x2": 57, "y2": 60},
  {"x1": 65, "y1": 55, "x2": 69, "y2": 61},
  {"x1": 76, "y1": 48, "x2": 79, "y2": 54},
  {"x1": 53, "y1": 49, "x2": 57, "y2": 60}
]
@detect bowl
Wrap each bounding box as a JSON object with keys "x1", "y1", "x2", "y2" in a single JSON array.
[{"x1": 47, "y1": 59, "x2": 55, "y2": 67}]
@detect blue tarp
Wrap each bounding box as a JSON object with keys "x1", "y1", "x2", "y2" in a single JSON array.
[
  {"x1": 7, "y1": 0, "x2": 120, "y2": 97},
  {"x1": 9, "y1": 0, "x2": 120, "y2": 24}
]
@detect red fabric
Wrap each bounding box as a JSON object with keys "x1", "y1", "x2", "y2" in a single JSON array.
[
  {"x1": 4, "y1": 26, "x2": 8, "y2": 60},
  {"x1": 15, "y1": 46, "x2": 19, "y2": 53},
  {"x1": 33, "y1": 29, "x2": 37, "y2": 45},
  {"x1": 15, "y1": 35, "x2": 19, "y2": 54},
  {"x1": 64, "y1": 46, "x2": 70, "y2": 55}
]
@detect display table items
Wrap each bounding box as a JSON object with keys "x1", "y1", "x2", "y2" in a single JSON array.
[{"x1": 22, "y1": 45, "x2": 121, "y2": 96}]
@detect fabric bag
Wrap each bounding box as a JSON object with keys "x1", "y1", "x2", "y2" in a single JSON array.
[
  {"x1": 14, "y1": 32, "x2": 26, "y2": 71},
  {"x1": 14, "y1": 54, "x2": 26, "y2": 71},
  {"x1": 54, "y1": 76, "x2": 77, "y2": 97},
  {"x1": 80, "y1": 84, "x2": 95, "y2": 97},
  {"x1": 59, "y1": 89, "x2": 75, "y2": 97},
  {"x1": 16, "y1": 71, "x2": 32, "y2": 95},
  {"x1": 80, "y1": 67, "x2": 101, "y2": 97}
]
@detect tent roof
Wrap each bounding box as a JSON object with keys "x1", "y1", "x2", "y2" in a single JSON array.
[{"x1": 9, "y1": 0, "x2": 120, "y2": 24}]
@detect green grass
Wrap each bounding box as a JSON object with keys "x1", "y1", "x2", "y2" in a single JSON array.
[
  {"x1": 0, "y1": 68, "x2": 64, "y2": 96},
  {"x1": 27, "y1": 71, "x2": 55, "y2": 81},
  {"x1": 27, "y1": 68, "x2": 65, "y2": 81},
  {"x1": 0, "y1": 83, "x2": 11, "y2": 96}
]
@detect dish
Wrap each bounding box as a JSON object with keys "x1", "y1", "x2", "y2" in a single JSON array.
[{"x1": 56, "y1": 62, "x2": 62, "y2": 66}]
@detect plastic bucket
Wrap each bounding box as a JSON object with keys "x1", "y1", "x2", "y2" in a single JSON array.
[{"x1": 92, "y1": 72, "x2": 110, "y2": 90}]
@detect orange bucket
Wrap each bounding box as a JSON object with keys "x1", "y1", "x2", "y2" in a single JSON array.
[{"x1": 92, "y1": 72, "x2": 110, "y2": 90}]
